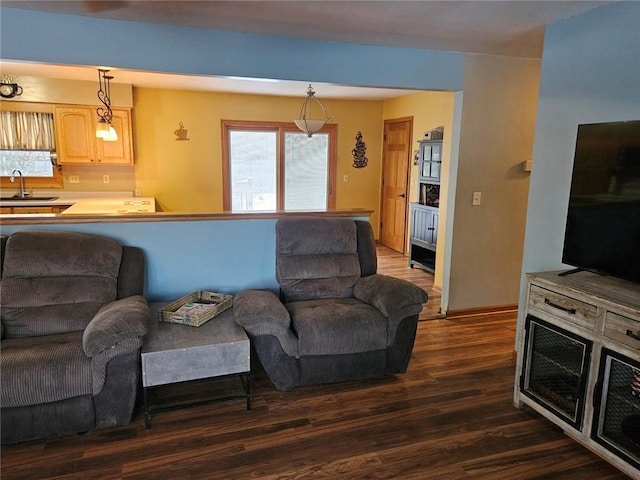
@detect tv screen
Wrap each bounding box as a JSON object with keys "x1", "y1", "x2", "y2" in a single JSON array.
[{"x1": 562, "y1": 120, "x2": 640, "y2": 284}]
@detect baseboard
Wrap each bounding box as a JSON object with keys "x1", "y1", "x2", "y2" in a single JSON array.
[{"x1": 445, "y1": 304, "x2": 518, "y2": 319}]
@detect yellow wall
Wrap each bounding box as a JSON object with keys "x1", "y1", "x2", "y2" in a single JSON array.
[
  {"x1": 133, "y1": 88, "x2": 385, "y2": 231},
  {"x1": 382, "y1": 91, "x2": 455, "y2": 288}
]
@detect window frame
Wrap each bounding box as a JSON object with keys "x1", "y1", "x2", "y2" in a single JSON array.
[
  {"x1": 221, "y1": 120, "x2": 337, "y2": 212},
  {"x1": 0, "y1": 101, "x2": 63, "y2": 189}
]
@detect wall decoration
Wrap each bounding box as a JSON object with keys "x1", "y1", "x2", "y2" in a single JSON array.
[
  {"x1": 0, "y1": 75, "x2": 23, "y2": 99},
  {"x1": 174, "y1": 122, "x2": 189, "y2": 140},
  {"x1": 351, "y1": 131, "x2": 368, "y2": 168}
]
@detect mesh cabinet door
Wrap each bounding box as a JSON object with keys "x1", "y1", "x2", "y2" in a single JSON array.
[
  {"x1": 521, "y1": 315, "x2": 593, "y2": 429},
  {"x1": 592, "y1": 348, "x2": 640, "y2": 470}
]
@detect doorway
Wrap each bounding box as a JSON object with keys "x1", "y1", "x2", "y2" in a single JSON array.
[{"x1": 380, "y1": 117, "x2": 412, "y2": 253}]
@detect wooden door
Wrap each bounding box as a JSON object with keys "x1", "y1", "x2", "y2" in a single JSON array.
[{"x1": 380, "y1": 118, "x2": 412, "y2": 253}]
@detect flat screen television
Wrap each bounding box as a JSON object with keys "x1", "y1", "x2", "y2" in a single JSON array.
[{"x1": 562, "y1": 120, "x2": 640, "y2": 284}]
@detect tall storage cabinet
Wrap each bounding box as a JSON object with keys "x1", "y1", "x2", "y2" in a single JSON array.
[
  {"x1": 409, "y1": 138, "x2": 443, "y2": 272},
  {"x1": 515, "y1": 271, "x2": 640, "y2": 479}
]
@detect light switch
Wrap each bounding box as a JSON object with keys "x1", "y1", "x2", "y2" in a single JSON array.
[
  {"x1": 343, "y1": 175, "x2": 349, "y2": 183},
  {"x1": 472, "y1": 191, "x2": 481, "y2": 206}
]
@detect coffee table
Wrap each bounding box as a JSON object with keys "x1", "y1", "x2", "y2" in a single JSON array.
[{"x1": 141, "y1": 306, "x2": 250, "y2": 428}]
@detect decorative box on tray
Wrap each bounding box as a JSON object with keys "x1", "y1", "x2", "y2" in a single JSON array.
[{"x1": 159, "y1": 291, "x2": 233, "y2": 327}]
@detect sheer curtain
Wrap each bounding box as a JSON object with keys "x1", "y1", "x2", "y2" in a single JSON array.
[{"x1": 0, "y1": 111, "x2": 55, "y2": 150}]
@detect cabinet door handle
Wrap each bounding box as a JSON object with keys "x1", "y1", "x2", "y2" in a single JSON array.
[
  {"x1": 398, "y1": 193, "x2": 406, "y2": 198},
  {"x1": 626, "y1": 329, "x2": 640, "y2": 341},
  {"x1": 544, "y1": 298, "x2": 576, "y2": 315}
]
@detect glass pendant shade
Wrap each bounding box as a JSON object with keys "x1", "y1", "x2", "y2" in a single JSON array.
[
  {"x1": 96, "y1": 119, "x2": 110, "y2": 139},
  {"x1": 103, "y1": 124, "x2": 118, "y2": 142},
  {"x1": 296, "y1": 84, "x2": 330, "y2": 137}
]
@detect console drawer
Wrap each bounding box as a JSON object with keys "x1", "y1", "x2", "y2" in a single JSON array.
[
  {"x1": 604, "y1": 311, "x2": 640, "y2": 351},
  {"x1": 529, "y1": 284, "x2": 597, "y2": 330}
]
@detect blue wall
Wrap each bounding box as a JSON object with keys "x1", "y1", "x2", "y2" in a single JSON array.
[
  {"x1": 0, "y1": 216, "x2": 369, "y2": 301},
  {"x1": 1, "y1": 220, "x2": 278, "y2": 300},
  {"x1": 0, "y1": 7, "x2": 464, "y2": 91},
  {"x1": 519, "y1": 2, "x2": 640, "y2": 326}
]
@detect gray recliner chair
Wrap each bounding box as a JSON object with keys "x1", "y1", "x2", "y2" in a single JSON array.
[
  {"x1": 234, "y1": 217, "x2": 428, "y2": 391},
  {"x1": 1, "y1": 230, "x2": 151, "y2": 444}
]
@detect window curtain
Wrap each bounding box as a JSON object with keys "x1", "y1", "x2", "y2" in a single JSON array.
[{"x1": 0, "y1": 111, "x2": 55, "y2": 150}]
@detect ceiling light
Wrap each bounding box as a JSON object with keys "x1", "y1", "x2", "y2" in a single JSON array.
[
  {"x1": 295, "y1": 84, "x2": 330, "y2": 137},
  {"x1": 96, "y1": 68, "x2": 118, "y2": 142}
]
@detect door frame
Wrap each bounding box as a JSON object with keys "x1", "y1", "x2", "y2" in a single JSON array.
[{"x1": 380, "y1": 116, "x2": 413, "y2": 253}]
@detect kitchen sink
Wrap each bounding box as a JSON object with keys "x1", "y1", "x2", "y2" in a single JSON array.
[{"x1": 0, "y1": 196, "x2": 59, "y2": 201}]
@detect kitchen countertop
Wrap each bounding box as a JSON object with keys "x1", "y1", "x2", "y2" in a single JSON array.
[
  {"x1": 0, "y1": 192, "x2": 156, "y2": 215},
  {"x1": 0, "y1": 191, "x2": 137, "y2": 207}
]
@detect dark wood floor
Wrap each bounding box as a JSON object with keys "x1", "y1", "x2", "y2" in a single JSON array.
[
  {"x1": 376, "y1": 244, "x2": 442, "y2": 319},
  {"x1": 1, "y1": 249, "x2": 630, "y2": 480}
]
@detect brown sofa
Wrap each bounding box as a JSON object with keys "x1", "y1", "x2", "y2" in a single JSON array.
[{"x1": 0, "y1": 230, "x2": 151, "y2": 444}]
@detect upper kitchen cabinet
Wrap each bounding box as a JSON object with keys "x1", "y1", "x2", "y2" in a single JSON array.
[{"x1": 55, "y1": 106, "x2": 133, "y2": 165}]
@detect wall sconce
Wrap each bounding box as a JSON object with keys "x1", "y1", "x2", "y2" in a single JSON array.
[
  {"x1": 294, "y1": 84, "x2": 330, "y2": 137},
  {"x1": 96, "y1": 68, "x2": 118, "y2": 142},
  {"x1": 0, "y1": 75, "x2": 23, "y2": 99}
]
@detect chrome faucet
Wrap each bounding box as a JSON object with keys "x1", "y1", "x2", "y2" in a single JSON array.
[{"x1": 10, "y1": 169, "x2": 27, "y2": 198}]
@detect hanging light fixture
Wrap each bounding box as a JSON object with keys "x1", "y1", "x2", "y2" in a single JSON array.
[
  {"x1": 96, "y1": 68, "x2": 118, "y2": 142},
  {"x1": 295, "y1": 84, "x2": 330, "y2": 137}
]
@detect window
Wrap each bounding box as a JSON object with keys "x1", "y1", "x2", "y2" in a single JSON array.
[
  {"x1": 0, "y1": 103, "x2": 62, "y2": 188},
  {"x1": 0, "y1": 150, "x2": 54, "y2": 177},
  {"x1": 222, "y1": 121, "x2": 336, "y2": 211}
]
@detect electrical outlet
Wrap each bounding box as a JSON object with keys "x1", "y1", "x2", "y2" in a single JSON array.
[
  {"x1": 134, "y1": 188, "x2": 141, "y2": 197},
  {"x1": 472, "y1": 191, "x2": 482, "y2": 206},
  {"x1": 103, "y1": 175, "x2": 110, "y2": 184},
  {"x1": 69, "y1": 175, "x2": 80, "y2": 184}
]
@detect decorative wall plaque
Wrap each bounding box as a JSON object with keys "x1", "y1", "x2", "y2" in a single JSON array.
[
  {"x1": 174, "y1": 122, "x2": 189, "y2": 141},
  {"x1": 352, "y1": 131, "x2": 368, "y2": 168}
]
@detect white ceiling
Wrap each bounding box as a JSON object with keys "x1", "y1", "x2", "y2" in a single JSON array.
[{"x1": 0, "y1": 0, "x2": 612, "y2": 99}]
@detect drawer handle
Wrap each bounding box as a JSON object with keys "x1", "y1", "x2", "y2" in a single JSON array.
[
  {"x1": 626, "y1": 330, "x2": 640, "y2": 341},
  {"x1": 544, "y1": 298, "x2": 576, "y2": 315}
]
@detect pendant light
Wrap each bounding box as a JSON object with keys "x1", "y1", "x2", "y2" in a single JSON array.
[
  {"x1": 96, "y1": 68, "x2": 118, "y2": 142},
  {"x1": 295, "y1": 84, "x2": 330, "y2": 137}
]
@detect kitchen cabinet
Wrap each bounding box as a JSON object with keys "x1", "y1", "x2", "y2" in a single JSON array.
[
  {"x1": 515, "y1": 271, "x2": 640, "y2": 479},
  {"x1": 55, "y1": 106, "x2": 133, "y2": 165}
]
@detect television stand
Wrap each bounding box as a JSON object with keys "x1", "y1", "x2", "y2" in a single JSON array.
[{"x1": 514, "y1": 271, "x2": 640, "y2": 478}]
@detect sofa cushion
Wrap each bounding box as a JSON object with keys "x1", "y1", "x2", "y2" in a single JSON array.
[
  {"x1": 287, "y1": 298, "x2": 387, "y2": 356},
  {"x1": 276, "y1": 218, "x2": 361, "y2": 301},
  {"x1": 1, "y1": 332, "x2": 92, "y2": 408},
  {"x1": 1, "y1": 231, "x2": 123, "y2": 338}
]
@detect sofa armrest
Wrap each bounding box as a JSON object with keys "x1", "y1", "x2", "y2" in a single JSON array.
[
  {"x1": 353, "y1": 274, "x2": 427, "y2": 341},
  {"x1": 354, "y1": 274, "x2": 427, "y2": 316},
  {"x1": 83, "y1": 295, "x2": 151, "y2": 357},
  {"x1": 233, "y1": 290, "x2": 299, "y2": 357}
]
